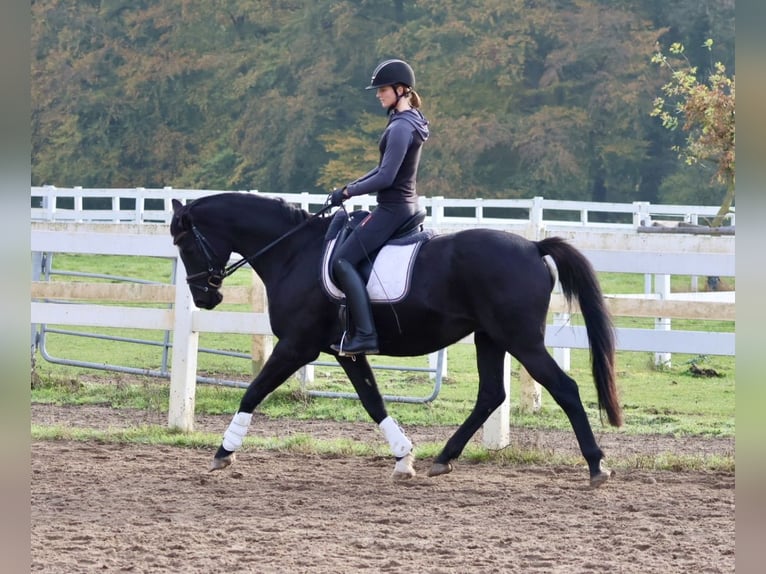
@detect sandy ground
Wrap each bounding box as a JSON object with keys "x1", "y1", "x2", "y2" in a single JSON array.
[{"x1": 31, "y1": 405, "x2": 734, "y2": 573}]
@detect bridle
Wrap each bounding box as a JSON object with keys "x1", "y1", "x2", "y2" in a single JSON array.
[
  {"x1": 178, "y1": 225, "x2": 226, "y2": 293},
  {"x1": 175, "y1": 201, "x2": 335, "y2": 293}
]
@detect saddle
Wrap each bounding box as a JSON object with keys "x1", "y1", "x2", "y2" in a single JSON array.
[{"x1": 321, "y1": 209, "x2": 434, "y2": 303}]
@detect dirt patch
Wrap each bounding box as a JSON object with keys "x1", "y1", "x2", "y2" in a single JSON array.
[{"x1": 31, "y1": 405, "x2": 734, "y2": 573}]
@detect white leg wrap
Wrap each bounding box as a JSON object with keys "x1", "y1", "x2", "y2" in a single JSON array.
[
  {"x1": 379, "y1": 416, "x2": 412, "y2": 458},
  {"x1": 222, "y1": 412, "x2": 253, "y2": 452}
]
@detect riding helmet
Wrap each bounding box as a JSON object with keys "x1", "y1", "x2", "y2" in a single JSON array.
[{"x1": 365, "y1": 59, "x2": 416, "y2": 90}]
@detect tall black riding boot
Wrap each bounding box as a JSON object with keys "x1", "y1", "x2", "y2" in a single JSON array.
[{"x1": 331, "y1": 259, "x2": 379, "y2": 356}]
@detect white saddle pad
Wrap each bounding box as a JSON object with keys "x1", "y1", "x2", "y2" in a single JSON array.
[{"x1": 321, "y1": 238, "x2": 424, "y2": 303}]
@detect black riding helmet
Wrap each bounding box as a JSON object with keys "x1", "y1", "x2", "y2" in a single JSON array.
[{"x1": 365, "y1": 59, "x2": 416, "y2": 90}]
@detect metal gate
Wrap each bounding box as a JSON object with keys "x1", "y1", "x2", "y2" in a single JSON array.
[{"x1": 32, "y1": 250, "x2": 445, "y2": 403}]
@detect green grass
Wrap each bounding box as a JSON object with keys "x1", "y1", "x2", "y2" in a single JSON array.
[
  {"x1": 30, "y1": 424, "x2": 382, "y2": 458},
  {"x1": 44, "y1": 253, "x2": 176, "y2": 283},
  {"x1": 598, "y1": 271, "x2": 735, "y2": 295},
  {"x1": 32, "y1": 343, "x2": 735, "y2": 437},
  {"x1": 29, "y1": 422, "x2": 734, "y2": 473},
  {"x1": 31, "y1": 352, "x2": 735, "y2": 472}
]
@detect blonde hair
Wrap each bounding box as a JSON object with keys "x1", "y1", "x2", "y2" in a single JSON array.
[
  {"x1": 409, "y1": 89, "x2": 422, "y2": 109},
  {"x1": 397, "y1": 85, "x2": 421, "y2": 109}
]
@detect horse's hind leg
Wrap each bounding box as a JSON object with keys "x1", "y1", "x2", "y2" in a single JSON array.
[
  {"x1": 337, "y1": 355, "x2": 416, "y2": 480},
  {"x1": 514, "y1": 344, "x2": 612, "y2": 487},
  {"x1": 429, "y1": 331, "x2": 508, "y2": 477}
]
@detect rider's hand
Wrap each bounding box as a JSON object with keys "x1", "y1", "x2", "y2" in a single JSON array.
[{"x1": 330, "y1": 187, "x2": 347, "y2": 207}]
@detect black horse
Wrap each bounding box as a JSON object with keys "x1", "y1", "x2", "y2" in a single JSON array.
[{"x1": 170, "y1": 192, "x2": 622, "y2": 487}]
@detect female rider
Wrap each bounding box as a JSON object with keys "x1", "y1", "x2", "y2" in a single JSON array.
[{"x1": 329, "y1": 58, "x2": 430, "y2": 356}]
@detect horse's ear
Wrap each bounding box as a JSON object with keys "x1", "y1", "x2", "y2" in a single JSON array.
[{"x1": 170, "y1": 199, "x2": 190, "y2": 237}]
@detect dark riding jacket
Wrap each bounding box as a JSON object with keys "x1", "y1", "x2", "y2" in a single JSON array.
[
  {"x1": 344, "y1": 109, "x2": 429, "y2": 206},
  {"x1": 333, "y1": 108, "x2": 429, "y2": 269}
]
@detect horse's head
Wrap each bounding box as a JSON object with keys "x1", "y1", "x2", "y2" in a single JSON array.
[{"x1": 170, "y1": 198, "x2": 227, "y2": 310}]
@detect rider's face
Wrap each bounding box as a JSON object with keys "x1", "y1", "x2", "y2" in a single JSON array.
[{"x1": 376, "y1": 85, "x2": 398, "y2": 108}]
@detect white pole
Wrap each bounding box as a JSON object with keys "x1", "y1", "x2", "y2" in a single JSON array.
[
  {"x1": 552, "y1": 312, "x2": 571, "y2": 372},
  {"x1": 428, "y1": 349, "x2": 447, "y2": 380},
  {"x1": 519, "y1": 197, "x2": 546, "y2": 411},
  {"x1": 519, "y1": 367, "x2": 542, "y2": 413},
  {"x1": 250, "y1": 270, "x2": 273, "y2": 375},
  {"x1": 482, "y1": 353, "x2": 511, "y2": 449},
  {"x1": 168, "y1": 258, "x2": 200, "y2": 432},
  {"x1": 654, "y1": 273, "x2": 672, "y2": 368}
]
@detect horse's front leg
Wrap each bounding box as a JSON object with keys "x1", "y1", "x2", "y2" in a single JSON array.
[
  {"x1": 210, "y1": 343, "x2": 317, "y2": 472},
  {"x1": 336, "y1": 355, "x2": 416, "y2": 480}
]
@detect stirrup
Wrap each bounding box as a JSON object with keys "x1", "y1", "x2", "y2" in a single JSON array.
[
  {"x1": 331, "y1": 332, "x2": 379, "y2": 356},
  {"x1": 332, "y1": 345, "x2": 379, "y2": 357}
]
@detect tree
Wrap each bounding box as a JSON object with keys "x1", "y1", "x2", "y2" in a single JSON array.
[
  {"x1": 651, "y1": 39, "x2": 735, "y2": 226},
  {"x1": 31, "y1": 0, "x2": 734, "y2": 204}
]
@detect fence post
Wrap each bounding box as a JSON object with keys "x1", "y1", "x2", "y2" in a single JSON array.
[
  {"x1": 135, "y1": 187, "x2": 146, "y2": 222},
  {"x1": 430, "y1": 196, "x2": 445, "y2": 226},
  {"x1": 519, "y1": 368, "x2": 542, "y2": 413},
  {"x1": 31, "y1": 252, "x2": 44, "y2": 358},
  {"x1": 633, "y1": 201, "x2": 651, "y2": 227},
  {"x1": 551, "y1": 268, "x2": 570, "y2": 382},
  {"x1": 482, "y1": 353, "x2": 511, "y2": 448},
  {"x1": 108, "y1": 189, "x2": 119, "y2": 223},
  {"x1": 654, "y1": 273, "x2": 672, "y2": 368},
  {"x1": 428, "y1": 350, "x2": 447, "y2": 380},
  {"x1": 428, "y1": 350, "x2": 446, "y2": 380},
  {"x1": 71, "y1": 187, "x2": 83, "y2": 221},
  {"x1": 168, "y1": 258, "x2": 200, "y2": 432},
  {"x1": 299, "y1": 191, "x2": 311, "y2": 211},
  {"x1": 519, "y1": 196, "x2": 545, "y2": 411},
  {"x1": 251, "y1": 270, "x2": 273, "y2": 375},
  {"x1": 529, "y1": 196, "x2": 544, "y2": 235},
  {"x1": 43, "y1": 186, "x2": 56, "y2": 220}
]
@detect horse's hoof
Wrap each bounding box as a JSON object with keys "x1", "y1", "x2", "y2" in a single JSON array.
[
  {"x1": 392, "y1": 453, "x2": 416, "y2": 481},
  {"x1": 589, "y1": 463, "x2": 614, "y2": 488},
  {"x1": 428, "y1": 462, "x2": 453, "y2": 477},
  {"x1": 209, "y1": 453, "x2": 235, "y2": 472}
]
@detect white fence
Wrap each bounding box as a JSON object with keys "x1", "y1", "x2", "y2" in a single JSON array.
[
  {"x1": 31, "y1": 185, "x2": 735, "y2": 231},
  {"x1": 30, "y1": 189, "x2": 735, "y2": 448}
]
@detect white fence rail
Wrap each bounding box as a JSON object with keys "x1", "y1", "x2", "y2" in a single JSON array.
[{"x1": 31, "y1": 186, "x2": 734, "y2": 231}]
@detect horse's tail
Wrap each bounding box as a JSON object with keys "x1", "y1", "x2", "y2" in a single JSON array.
[{"x1": 537, "y1": 237, "x2": 623, "y2": 427}]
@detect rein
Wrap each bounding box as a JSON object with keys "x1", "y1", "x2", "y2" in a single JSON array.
[{"x1": 184, "y1": 201, "x2": 335, "y2": 289}]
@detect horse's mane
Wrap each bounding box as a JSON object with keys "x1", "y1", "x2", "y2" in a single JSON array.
[
  {"x1": 275, "y1": 196, "x2": 312, "y2": 225},
  {"x1": 191, "y1": 192, "x2": 311, "y2": 226}
]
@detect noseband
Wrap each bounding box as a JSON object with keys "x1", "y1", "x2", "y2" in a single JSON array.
[{"x1": 181, "y1": 226, "x2": 227, "y2": 293}]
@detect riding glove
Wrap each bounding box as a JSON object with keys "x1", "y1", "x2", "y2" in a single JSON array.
[{"x1": 330, "y1": 188, "x2": 347, "y2": 206}]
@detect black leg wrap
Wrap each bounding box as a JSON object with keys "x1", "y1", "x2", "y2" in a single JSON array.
[{"x1": 215, "y1": 445, "x2": 233, "y2": 458}]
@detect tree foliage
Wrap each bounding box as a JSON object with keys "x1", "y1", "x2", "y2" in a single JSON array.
[
  {"x1": 31, "y1": 0, "x2": 734, "y2": 206},
  {"x1": 651, "y1": 39, "x2": 735, "y2": 224}
]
